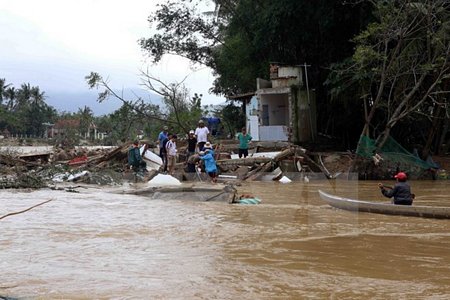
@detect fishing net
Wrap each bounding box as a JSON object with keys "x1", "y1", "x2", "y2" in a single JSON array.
[{"x1": 355, "y1": 135, "x2": 436, "y2": 177}]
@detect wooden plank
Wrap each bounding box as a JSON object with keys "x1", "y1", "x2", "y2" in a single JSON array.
[
  {"x1": 216, "y1": 157, "x2": 271, "y2": 167},
  {"x1": 244, "y1": 162, "x2": 273, "y2": 181}
]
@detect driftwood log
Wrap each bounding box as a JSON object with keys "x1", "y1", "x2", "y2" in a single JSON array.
[
  {"x1": 215, "y1": 141, "x2": 292, "y2": 152},
  {"x1": 302, "y1": 152, "x2": 331, "y2": 178},
  {"x1": 244, "y1": 162, "x2": 274, "y2": 181},
  {"x1": 216, "y1": 157, "x2": 271, "y2": 167},
  {"x1": 242, "y1": 147, "x2": 298, "y2": 181}
]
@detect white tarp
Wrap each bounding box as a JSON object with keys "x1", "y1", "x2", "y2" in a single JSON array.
[
  {"x1": 279, "y1": 176, "x2": 292, "y2": 183},
  {"x1": 141, "y1": 146, "x2": 163, "y2": 171},
  {"x1": 148, "y1": 174, "x2": 181, "y2": 186},
  {"x1": 230, "y1": 151, "x2": 280, "y2": 160}
]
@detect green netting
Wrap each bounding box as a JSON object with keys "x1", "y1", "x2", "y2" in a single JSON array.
[
  {"x1": 355, "y1": 135, "x2": 377, "y2": 158},
  {"x1": 356, "y1": 135, "x2": 435, "y2": 176}
]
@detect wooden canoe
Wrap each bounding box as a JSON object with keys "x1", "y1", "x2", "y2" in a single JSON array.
[{"x1": 318, "y1": 190, "x2": 450, "y2": 219}]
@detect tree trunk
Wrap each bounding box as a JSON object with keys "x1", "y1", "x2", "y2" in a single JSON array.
[
  {"x1": 244, "y1": 162, "x2": 273, "y2": 181},
  {"x1": 437, "y1": 118, "x2": 449, "y2": 155},
  {"x1": 375, "y1": 126, "x2": 392, "y2": 151},
  {"x1": 422, "y1": 106, "x2": 444, "y2": 159}
]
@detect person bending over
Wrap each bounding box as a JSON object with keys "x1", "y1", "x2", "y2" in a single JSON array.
[{"x1": 199, "y1": 148, "x2": 217, "y2": 183}]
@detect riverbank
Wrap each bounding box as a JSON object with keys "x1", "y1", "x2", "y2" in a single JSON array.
[{"x1": 0, "y1": 138, "x2": 448, "y2": 189}]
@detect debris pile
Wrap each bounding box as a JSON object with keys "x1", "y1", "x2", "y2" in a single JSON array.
[{"x1": 0, "y1": 140, "x2": 354, "y2": 189}]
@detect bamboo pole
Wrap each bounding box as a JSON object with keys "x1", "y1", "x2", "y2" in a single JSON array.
[{"x1": 0, "y1": 199, "x2": 53, "y2": 221}]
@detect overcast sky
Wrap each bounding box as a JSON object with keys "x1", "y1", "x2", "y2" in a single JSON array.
[{"x1": 0, "y1": 0, "x2": 222, "y2": 114}]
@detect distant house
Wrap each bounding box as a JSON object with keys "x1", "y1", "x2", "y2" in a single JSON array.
[
  {"x1": 49, "y1": 119, "x2": 105, "y2": 140},
  {"x1": 52, "y1": 119, "x2": 80, "y2": 138},
  {"x1": 229, "y1": 63, "x2": 316, "y2": 143}
]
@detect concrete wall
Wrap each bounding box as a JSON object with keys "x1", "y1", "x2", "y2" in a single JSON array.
[
  {"x1": 259, "y1": 94, "x2": 289, "y2": 126},
  {"x1": 278, "y1": 66, "x2": 303, "y2": 86},
  {"x1": 247, "y1": 65, "x2": 316, "y2": 143},
  {"x1": 291, "y1": 88, "x2": 316, "y2": 143}
]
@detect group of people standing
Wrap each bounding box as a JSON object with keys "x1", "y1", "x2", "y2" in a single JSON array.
[
  {"x1": 157, "y1": 119, "x2": 218, "y2": 180},
  {"x1": 157, "y1": 126, "x2": 178, "y2": 175},
  {"x1": 129, "y1": 119, "x2": 253, "y2": 183}
]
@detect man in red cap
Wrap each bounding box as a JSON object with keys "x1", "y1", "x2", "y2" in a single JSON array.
[{"x1": 378, "y1": 172, "x2": 413, "y2": 205}]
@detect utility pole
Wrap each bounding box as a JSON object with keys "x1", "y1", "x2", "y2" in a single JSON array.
[{"x1": 301, "y1": 63, "x2": 315, "y2": 142}]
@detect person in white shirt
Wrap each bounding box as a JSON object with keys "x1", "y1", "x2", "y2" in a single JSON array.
[
  {"x1": 165, "y1": 134, "x2": 177, "y2": 174},
  {"x1": 195, "y1": 120, "x2": 209, "y2": 151}
]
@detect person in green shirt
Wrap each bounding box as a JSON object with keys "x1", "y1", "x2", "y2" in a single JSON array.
[
  {"x1": 237, "y1": 127, "x2": 252, "y2": 158},
  {"x1": 128, "y1": 140, "x2": 147, "y2": 172}
]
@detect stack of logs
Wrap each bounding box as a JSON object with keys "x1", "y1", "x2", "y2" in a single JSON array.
[{"x1": 186, "y1": 145, "x2": 332, "y2": 181}]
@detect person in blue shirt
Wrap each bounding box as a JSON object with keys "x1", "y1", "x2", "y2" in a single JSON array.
[
  {"x1": 157, "y1": 126, "x2": 168, "y2": 157},
  {"x1": 203, "y1": 141, "x2": 215, "y2": 157},
  {"x1": 157, "y1": 126, "x2": 169, "y2": 171},
  {"x1": 199, "y1": 148, "x2": 218, "y2": 183}
]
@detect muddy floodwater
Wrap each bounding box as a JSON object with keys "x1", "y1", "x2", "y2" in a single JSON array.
[{"x1": 1, "y1": 180, "x2": 449, "y2": 299}]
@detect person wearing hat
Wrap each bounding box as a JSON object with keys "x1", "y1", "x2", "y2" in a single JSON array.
[
  {"x1": 203, "y1": 141, "x2": 215, "y2": 156},
  {"x1": 128, "y1": 140, "x2": 147, "y2": 173},
  {"x1": 195, "y1": 119, "x2": 209, "y2": 151},
  {"x1": 378, "y1": 172, "x2": 413, "y2": 205},
  {"x1": 199, "y1": 148, "x2": 218, "y2": 183},
  {"x1": 186, "y1": 130, "x2": 197, "y2": 172},
  {"x1": 187, "y1": 130, "x2": 197, "y2": 156}
]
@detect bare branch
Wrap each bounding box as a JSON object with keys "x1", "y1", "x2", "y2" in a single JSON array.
[{"x1": 0, "y1": 199, "x2": 53, "y2": 221}]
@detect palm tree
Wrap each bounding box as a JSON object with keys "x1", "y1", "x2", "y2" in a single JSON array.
[
  {"x1": 78, "y1": 106, "x2": 94, "y2": 138},
  {"x1": 0, "y1": 78, "x2": 11, "y2": 106},
  {"x1": 4, "y1": 87, "x2": 16, "y2": 111},
  {"x1": 30, "y1": 86, "x2": 46, "y2": 106},
  {"x1": 14, "y1": 83, "x2": 32, "y2": 110}
]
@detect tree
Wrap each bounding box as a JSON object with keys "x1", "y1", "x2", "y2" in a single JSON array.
[
  {"x1": 0, "y1": 80, "x2": 57, "y2": 137},
  {"x1": 86, "y1": 71, "x2": 205, "y2": 136},
  {"x1": 4, "y1": 86, "x2": 16, "y2": 111},
  {"x1": 214, "y1": 101, "x2": 245, "y2": 137},
  {"x1": 141, "y1": 1, "x2": 371, "y2": 95},
  {"x1": 0, "y1": 78, "x2": 10, "y2": 106},
  {"x1": 77, "y1": 106, "x2": 94, "y2": 139},
  {"x1": 141, "y1": 0, "x2": 373, "y2": 148},
  {"x1": 30, "y1": 86, "x2": 46, "y2": 106},
  {"x1": 107, "y1": 104, "x2": 143, "y2": 143},
  {"x1": 139, "y1": 70, "x2": 203, "y2": 133},
  {"x1": 14, "y1": 83, "x2": 33, "y2": 111},
  {"x1": 23, "y1": 102, "x2": 57, "y2": 137},
  {"x1": 139, "y1": 0, "x2": 229, "y2": 68},
  {"x1": 328, "y1": 0, "x2": 450, "y2": 153}
]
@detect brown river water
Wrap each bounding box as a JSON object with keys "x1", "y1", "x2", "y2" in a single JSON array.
[{"x1": 1, "y1": 180, "x2": 449, "y2": 299}]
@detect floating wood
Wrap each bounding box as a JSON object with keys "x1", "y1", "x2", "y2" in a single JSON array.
[
  {"x1": 216, "y1": 157, "x2": 271, "y2": 167},
  {"x1": 303, "y1": 152, "x2": 331, "y2": 178},
  {"x1": 273, "y1": 147, "x2": 295, "y2": 162},
  {"x1": 244, "y1": 161, "x2": 273, "y2": 181}
]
